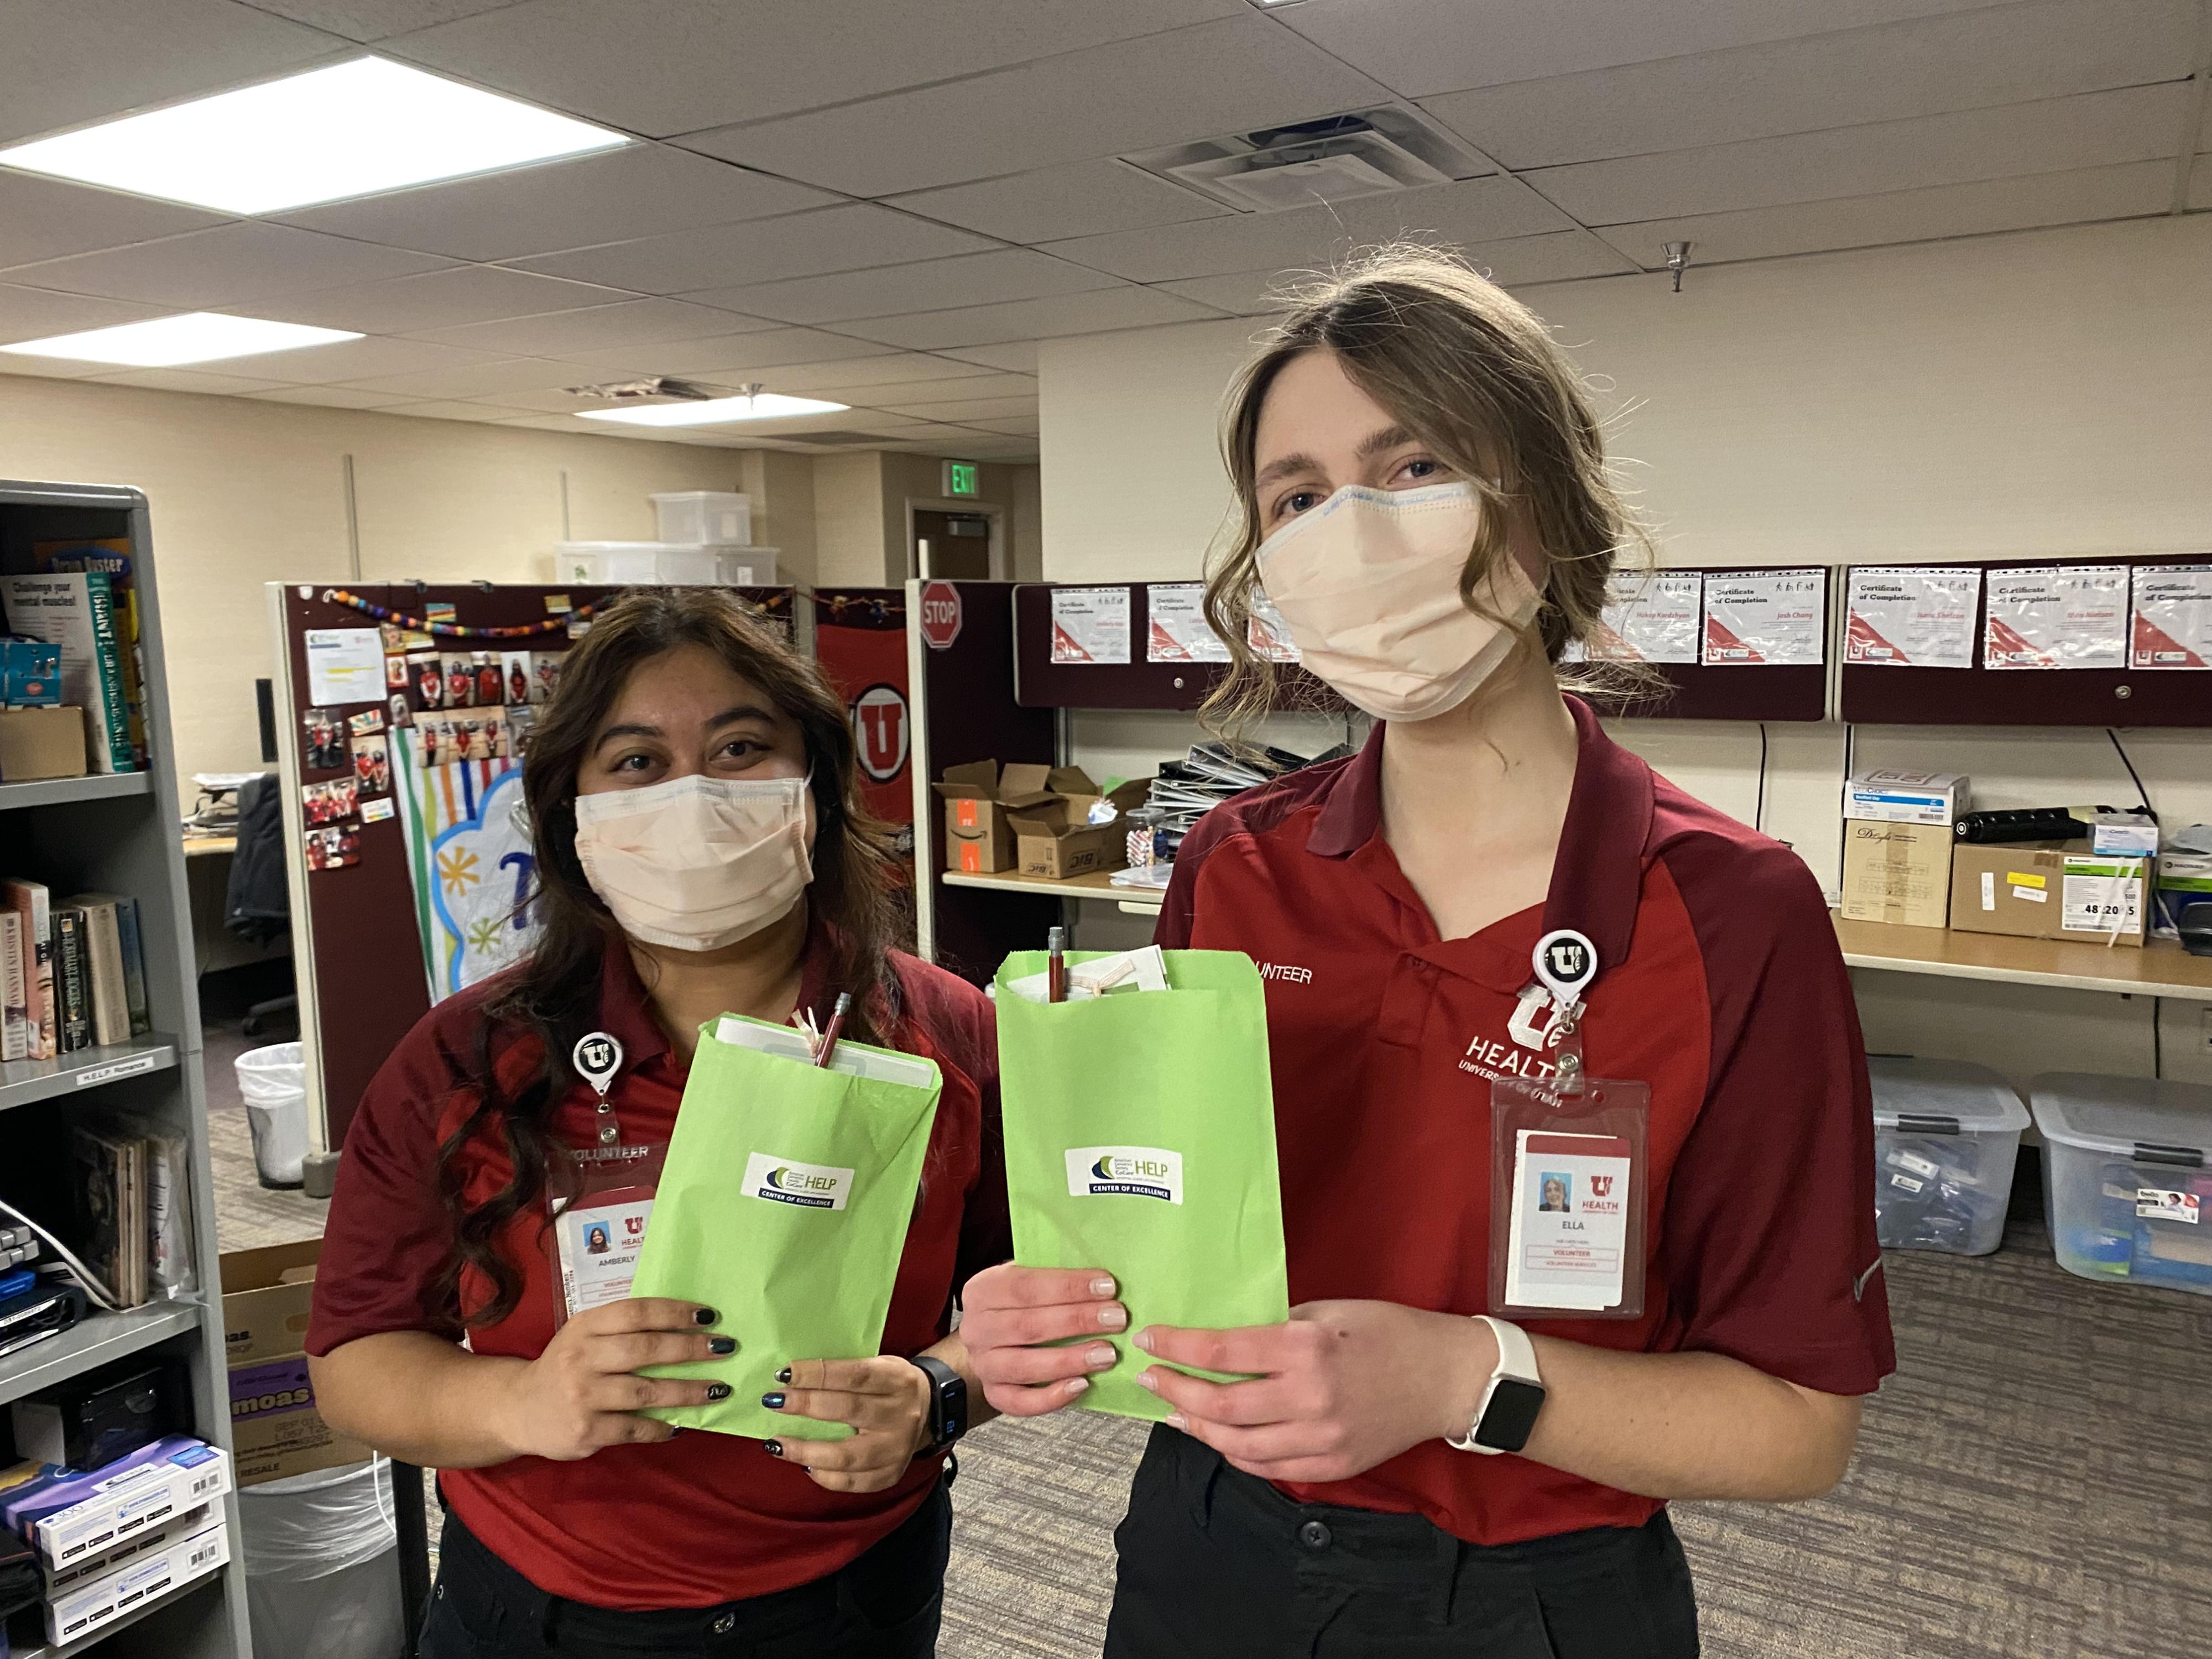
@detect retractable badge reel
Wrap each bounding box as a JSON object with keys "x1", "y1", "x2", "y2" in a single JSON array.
[
  {"x1": 1486, "y1": 931, "x2": 1651, "y2": 1322},
  {"x1": 546, "y1": 1032, "x2": 667, "y2": 1327}
]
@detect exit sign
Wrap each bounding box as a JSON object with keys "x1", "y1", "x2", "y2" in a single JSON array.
[{"x1": 945, "y1": 459, "x2": 980, "y2": 497}]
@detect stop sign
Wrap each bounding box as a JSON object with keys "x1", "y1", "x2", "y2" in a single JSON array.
[{"x1": 917, "y1": 581, "x2": 963, "y2": 650}]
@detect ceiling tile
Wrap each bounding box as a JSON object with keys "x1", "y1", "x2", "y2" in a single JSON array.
[
  {"x1": 885, "y1": 159, "x2": 1231, "y2": 246},
  {"x1": 759, "y1": 353, "x2": 1008, "y2": 392},
  {"x1": 241, "y1": 1, "x2": 518, "y2": 43},
  {"x1": 1421, "y1": 0, "x2": 2201, "y2": 170},
  {"x1": 343, "y1": 356, "x2": 622, "y2": 398},
  {"x1": 838, "y1": 286, "x2": 1226, "y2": 349},
  {"x1": 0, "y1": 358, "x2": 116, "y2": 382},
  {"x1": 243, "y1": 384, "x2": 419, "y2": 408},
  {"x1": 681, "y1": 251, "x2": 1120, "y2": 326},
  {"x1": 512, "y1": 204, "x2": 995, "y2": 294},
  {"x1": 680, "y1": 15, "x2": 1389, "y2": 197},
  {"x1": 1041, "y1": 174, "x2": 1577, "y2": 281},
  {"x1": 0, "y1": 0, "x2": 340, "y2": 145},
  {"x1": 1530, "y1": 84, "x2": 2190, "y2": 226},
  {"x1": 830, "y1": 372, "x2": 1036, "y2": 405},
  {"x1": 381, "y1": 0, "x2": 1245, "y2": 137},
  {"x1": 238, "y1": 265, "x2": 635, "y2": 333},
  {"x1": 0, "y1": 283, "x2": 165, "y2": 346},
  {"x1": 0, "y1": 171, "x2": 233, "y2": 268},
  {"x1": 374, "y1": 398, "x2": 547, "y2": 422},
  {"x1": 875, "y1": 395, "x2": 1040, "y2": 422},
  {"x1": 278, "y1": 144, "x2": 836, "y2": 263},
  {"x1": 557, "y1": 328, "x2": 898, "y2": 377},
  {"x1": 1146, "y1": 236, "x2": 1650, "y2": 310},
  {"x1": 934, "y1": 341, "x2": 1040, "y2": 373},
  {"x1": 958, "y1": 416, "x2": 1044, "y2": 436},
  {"x1": 1275, "y1": 0, "x2": 1996, "y2": 101},
  {"x1": 1600, "y1": 158, "x2": 2183, "y2": 268},
  {"x1": 85, "y1": 366, "x2": 292, "y2": 395},
  {"x1": 409, "y1": 297, "x2": 775, "y2": 354},
  {"x1": 3, "y1": 222, "x2": 453, "y2": 306},
  {"x1": 213, "y1": 333, "x2": 509, "y2": 384},
  {"x1": 2193, "y1": 153, "x2": 2212, "y2": 211}
]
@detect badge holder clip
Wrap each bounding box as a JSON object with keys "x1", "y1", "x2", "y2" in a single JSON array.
[{"x1": 546, "y1": 1032, "x2": 667, "y2": 1327}]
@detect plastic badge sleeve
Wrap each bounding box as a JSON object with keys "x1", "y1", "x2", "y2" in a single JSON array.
[{"x1": 1488, "y1": 1076, "x2": 1650, "y2": 1322}]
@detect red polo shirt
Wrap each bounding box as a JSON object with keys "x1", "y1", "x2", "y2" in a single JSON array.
[
  {"x1": 306, "y1": 935, "x2": 1008, "y2": 1610},
  {"x1": 1155, "y1": 698, "x2": 1893, "y2": 1545}
]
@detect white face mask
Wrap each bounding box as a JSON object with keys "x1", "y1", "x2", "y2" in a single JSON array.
[
  {"x1": 1255, "y1": 481, "x2": 1541, "y2": 722},
  {"x1": 572, "y1": 772, "x2": 812, "y2": 952}
]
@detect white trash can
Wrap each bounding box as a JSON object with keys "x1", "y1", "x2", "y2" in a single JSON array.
[
  {"x1": 241, "y1": 1458, "x2": 404, "y2": 1659},
  {"x1": 235, "y1": 1042, "x2": 308, "y2": 1189}
]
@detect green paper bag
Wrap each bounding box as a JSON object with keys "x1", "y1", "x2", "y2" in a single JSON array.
[
  {"x1": 629, "y1": 1015, "x2": 942, "y2": 1441},
  {"x1": 995, "y1": 949, "x2": 1288, "y2": 1421}
]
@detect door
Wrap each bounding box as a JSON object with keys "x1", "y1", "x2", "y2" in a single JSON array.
[{"x1": 915, "y1": 509, "x2": 993, "y2": 580}]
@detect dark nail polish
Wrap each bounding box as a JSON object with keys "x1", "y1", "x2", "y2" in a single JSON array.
[
  {"x1": 764, "y1": 1439, "x2": 784, "y2": 1458},
  {"x1": 693, "y1": 1308, "x2": 718, "y2": 1326},
  {"x1": 775, "y1": 1366, "x2": 792, "y2": 1384},
  {"x1": 761, "y1": 1391, "x2": 785, "y2": 1410},
  {"x1": 705, "y1": 1383, "x2": 732, "y2": 1401},
  {"x1": 707, "y1": 1337, "x2": 736, "y2": 1355}
]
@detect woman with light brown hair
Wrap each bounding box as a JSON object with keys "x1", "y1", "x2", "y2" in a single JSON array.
[{"x1": 962, "y1": 246, "x2": 1893, "y2": 1655}]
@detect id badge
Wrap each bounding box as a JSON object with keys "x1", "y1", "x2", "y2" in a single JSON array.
[
  {"x1": 547, "y1": 1142, "x2": 665, "y2": 1327},
  {"x1": 1488, "y1": 1077, "x2": 1650, "y2": 1321}
]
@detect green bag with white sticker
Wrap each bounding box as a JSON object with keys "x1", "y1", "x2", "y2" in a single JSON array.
[
  {"x1": 629, "y1": 1014, "x2": 941, "y2": 1442},
  {"x1": 995, "y1": 948, "x2": 1288, "y2": 1421}
]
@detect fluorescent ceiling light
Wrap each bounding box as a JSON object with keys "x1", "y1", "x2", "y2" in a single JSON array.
[
  {"x1": 0, "y1": 57, "x2": 628, "y2": 214},
  {"x1": 578, "y1": 393, "x2": 851, "y2": 427},
  {"x1": 0, "y1": 312, "x2": 362, "y2": 367}
]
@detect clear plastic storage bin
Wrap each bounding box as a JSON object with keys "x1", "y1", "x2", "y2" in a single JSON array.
[
  {"x1": 716, "y1": 548, "x2": 779, "y2": 586},
  {"x1": 2031, "y1": 1073, "x2": 2212, "y2": 1295},
  {"x1": 547, "y1": 542, "x2": 722, "y2": 586},
  {"x1": 652, "y1": 491, "x2": 752, "y2": 546},
  {"x1": 1869, "y1": 1057, "x2": 2029, "y2": 1255}
]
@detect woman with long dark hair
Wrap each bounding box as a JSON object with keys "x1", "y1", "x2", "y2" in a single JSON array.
[{"x1": 308, "y1": 588, "x2": 1016, "y2": 1657}]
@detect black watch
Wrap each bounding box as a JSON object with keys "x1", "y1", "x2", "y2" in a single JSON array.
[{"x1": 909, "y1": 1355, "x2": 968, "y2": 1454}]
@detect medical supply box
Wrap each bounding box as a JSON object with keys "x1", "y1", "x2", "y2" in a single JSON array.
[
  {"x1": 1844, "y1": 769, "x2": 1968, "y2": 827},
  {"x1": 1840, "y1": 821, "x2": 1953, "y2": 927},
  {"x1": 2030, "y1": 1074, "x2": 2212, "y2": 1296},
  {"x1": 1869, "y1": 1058, "x2": 2030, "y2": 1256},
  {"x1": 1948, "y1": 843, "x2": 2148, "y2": 947}
]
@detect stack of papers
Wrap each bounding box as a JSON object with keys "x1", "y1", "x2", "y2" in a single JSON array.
[
  {"x1": 1145, "y1": 740, "x2": 1350, "y2": 834},
  {"x1": 714, "y1": 1015, "x2": 936, "y2": 1088},
  {"x1": 1003, "y1": 946, "x2": 1169, "y2": 1004}
]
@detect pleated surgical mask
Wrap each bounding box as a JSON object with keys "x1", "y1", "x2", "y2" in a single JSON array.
[
  {"x1": 1255, "y1": 481, "x2": 1541, "y2": 722},
  {"x1": 572, "y1": 771, "x2": 812, "y2": 951}
]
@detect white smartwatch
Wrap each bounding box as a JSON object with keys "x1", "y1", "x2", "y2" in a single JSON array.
[{"x1": 1446, "y1": 1316, "x2": 1546, "y2": 1456}]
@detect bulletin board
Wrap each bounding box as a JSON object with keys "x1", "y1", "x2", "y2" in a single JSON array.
[
  {"x1": 1011, "y1": 582, "x2": 1343, "y2": 712},
  {"x1": 1584, "y1": 565, "x2": 1832, "y2": 722},
  {"x1": 269, "y1": 581, "x2": 794, "y2": 1151}
]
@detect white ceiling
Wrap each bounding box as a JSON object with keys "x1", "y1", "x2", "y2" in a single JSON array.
[{"x1": 1, "y1": 0, "x2": 2205, "y2": 460}]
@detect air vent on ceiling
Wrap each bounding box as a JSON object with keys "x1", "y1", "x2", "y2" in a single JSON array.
[
  {"x1": 776, "y1": 430, "x2": 901, "y2": 446},
  {"x1": 1123, "y1": 108, "x2": 1484, "y2": 215}
]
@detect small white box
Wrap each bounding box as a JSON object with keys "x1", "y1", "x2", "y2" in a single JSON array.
[
  {"x1": 2092, "y1": 812, "x2": 2159, "y2": 857},
  {"x1": 46, "y1": 1502, "x2": 213, "y2": 1594},
  {"x1": 1844, "y1": 769, "x2": 1969, "y2": 826},
  {"x1": 44, "y1": 1513, "x2": 229, "y2": 1648},
  {"x1": 30, "y1": 1444, "x2": 230, "y2": 1569},
  {"x1": 652, "y1": 491, "x2": 752, "y2": 546}
]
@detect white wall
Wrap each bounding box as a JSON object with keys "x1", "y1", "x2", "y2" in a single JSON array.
[{"x1": 1037, "y1": 213, "x2": 2212, "y2": 1088}]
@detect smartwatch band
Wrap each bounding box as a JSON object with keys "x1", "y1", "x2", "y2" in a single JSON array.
[
  {"x1": 909, "y1": 1354, "x2": 968, "y2": 1454},
  {"x1": 1447, "y1": 1314, "x2": 1545, "y2": 1457}
]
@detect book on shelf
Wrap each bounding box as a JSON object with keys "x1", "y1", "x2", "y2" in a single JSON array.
[
  {"x1": 54, "y1": 909, "x2": 91, "y2": 1055},
  {"x1": 0, "y1": 572, "x2": 136, "y2": 775},
  {"x1": 3, "y1": 879, "x2": 56, "y2": 1061},
  {"x1": 71, "y1": 1122, "x2": 148, "y2": 1308},
  {"x1": 59, "y1": 894, "x2": 132, "y2": 1048},
  {"x1": 113, "y1": 895, "x2": 151, "y2": 1037},
  {"x1": 1, "y1": 910, "x2": 25, "y2": 1063},
  {"x1": 33, "y1": 538, "x2": 150, "y2": 771}
]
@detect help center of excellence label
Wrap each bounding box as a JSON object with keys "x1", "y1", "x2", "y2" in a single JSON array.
[
  {"x1": 1065, "y1": 1146, "x2": 1184, "y2": 1204},
  {"x1": 742, "y1": 1152, "x2": 854, "y2": 1211}
]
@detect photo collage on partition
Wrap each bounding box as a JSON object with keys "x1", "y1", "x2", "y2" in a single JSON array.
[
  {"x1": 299, "y1": 705, "x2": 362, "y2": 872},
  {"x1": 393, "y1": 634, "x2": 557, "y2": 772}
]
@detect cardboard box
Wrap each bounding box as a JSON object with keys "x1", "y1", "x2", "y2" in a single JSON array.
[
  {"x1": 1844, "y1": 769, "x2": 1969, "y2": 826},
  {"x1": 0, "y1": 705, "x2": 88, "y2": 781},
  {"x1": 1009, "y1": 776, "x2": 1152, "y2": 880},
  {"x1": 2058, "y1": 854, "x2": 2148, "y2": 947},
  {"x1": 1840, "y1": 821, "x2": 1953, "y2": 927},
  {"x1": 1949, "y1": 843, "x2": 2070, "y2": 939},
  {"x1": 220, "y1": 1241, "x2": 373, "y2": 1486},
  {"x1": 2092, "y1": 812, "x2": 2159, "y2": 857},
  {"x1": 932, "y1": 760, "x2": 1093, "y2": 875},
  {"x1": 44, "y1": 1511, "x2": 228, "y2": 1649}
]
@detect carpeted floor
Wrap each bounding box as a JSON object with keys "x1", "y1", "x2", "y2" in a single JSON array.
[{"x1": 205, "y1": 1056, "x2": 2210, "y2": 1658}]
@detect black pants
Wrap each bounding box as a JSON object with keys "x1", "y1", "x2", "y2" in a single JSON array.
[
  {"x1": 1104, "y1": 1428, "x2": 1699, "y2": 1658},
  {"x1": 416, "y1": 1477, "x2": 951, "y2": 1658}
]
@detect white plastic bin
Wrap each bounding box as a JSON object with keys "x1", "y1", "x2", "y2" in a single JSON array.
[
  {"x1": 716, "y1": 547, "x2": 779, "y2": 586},
  {"x1": 1869, "y1": 1058, "x2": 2030, "y2": 1255},
  {"x1": 235, "y1": 1042, "x2": 307, "y2": 1190},
  {"x1": 547, "y1": 542, "x2": 721, "y2": 586},
  {"x1": 241, "y1": 1458, "x2": 403, "y2": 1659},
  {"x1": 2030, "y1": 1073, "x2": 2212, "y2": 1295},
  {"x1": 652, "y1": 491, "x2": 752, "y2": 546}
]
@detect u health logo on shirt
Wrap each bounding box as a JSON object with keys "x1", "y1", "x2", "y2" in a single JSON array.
[
  {"x1": 742, "y1": 1152, "x2": 853, "y2": 1211},
  {"x1": 1460, "y1": 985, "x2": 1562, "y2": 1082},
  {"x1": 1065, "y1": 1146, "x2": 1183, "y2": 1204}
]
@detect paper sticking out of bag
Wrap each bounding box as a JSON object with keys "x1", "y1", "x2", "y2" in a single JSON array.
[
  {"x1": 714, "y1": 1014, "x2": 937, "y2": 1087},
  {"x1": 1003, "y1": 945, "x2": 1168, "y2": 1004}
]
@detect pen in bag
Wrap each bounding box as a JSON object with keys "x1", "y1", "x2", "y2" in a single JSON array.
[
  {"x1": 1046, "y1": 927, "x2": 1067, "y2": 1004},
  {"x1": 815, "y1": 992, "x2": 851, "y2": 1068}
]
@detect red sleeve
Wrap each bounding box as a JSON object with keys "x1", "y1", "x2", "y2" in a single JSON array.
[
  {"x1": 305, "y1": 1003, "x2": 481, "y2": 1355},
  {"x1": 1653, "y1": 839, "x2": 1896, "y2": 1395}
]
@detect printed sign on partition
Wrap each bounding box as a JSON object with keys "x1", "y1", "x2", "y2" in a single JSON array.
[
  {"x1": 1145, "y1": 583, "x2": 1231, "y2": 663},
  {"x1": 1578, "y1": 571, "x2": 1702, "y2": 664},
  {"x1": 304, "y1": 628, "x2": 387, "y2": 706},
  {"x1": 1984, "y1": 566, "x2": 2126, "y2": 669},
  {"x1": 1049, "y1": 586, "x2": 1133, "y2": 665},
  {"x1": 1702, "y1": 569, "x2": 1825, "y2": 666},
  {"x1": 1845, "y1": 567, "x2": 1981, "y2": 669},
  {"x1": 2130, "y1": 566, "x2": 2212, "y2": 670}
]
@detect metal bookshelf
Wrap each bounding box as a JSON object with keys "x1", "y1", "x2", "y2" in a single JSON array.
[{"x1": 0, "y1": 481, "x2": 248, "y2": 1659}]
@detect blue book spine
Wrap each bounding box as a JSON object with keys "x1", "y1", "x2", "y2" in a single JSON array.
[{"x1": 114, "y1": 897, "x2": 150, "y2": 1036}]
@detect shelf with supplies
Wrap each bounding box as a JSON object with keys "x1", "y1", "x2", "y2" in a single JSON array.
[
  {"x1": 0, "y1": 1300, "x2": 201, "y2": 1409},
  {"x1": 941, "y1": 868, "x2": 1167, "y2": 916},
  {"x1": 1833, "y1": 915, "x2": 2212, "y2": 1001},
  {"x1": 0, "y1": 773, "x2": 153, "y2": 813},
  {"x1": 18, "y1": 1572, "x2": 226, "y2": 1659},
  {"x1": 0, "y1": 1035, "x2": 178, "y2": 1114}
]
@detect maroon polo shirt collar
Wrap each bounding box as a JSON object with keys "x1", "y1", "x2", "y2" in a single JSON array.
[
  {"x1": 1303, "y1": 696, "x2": 1652, "y2": 975},
  {"x1": 589, "y1": 902, "x2": 837, "y2": 1072}
]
